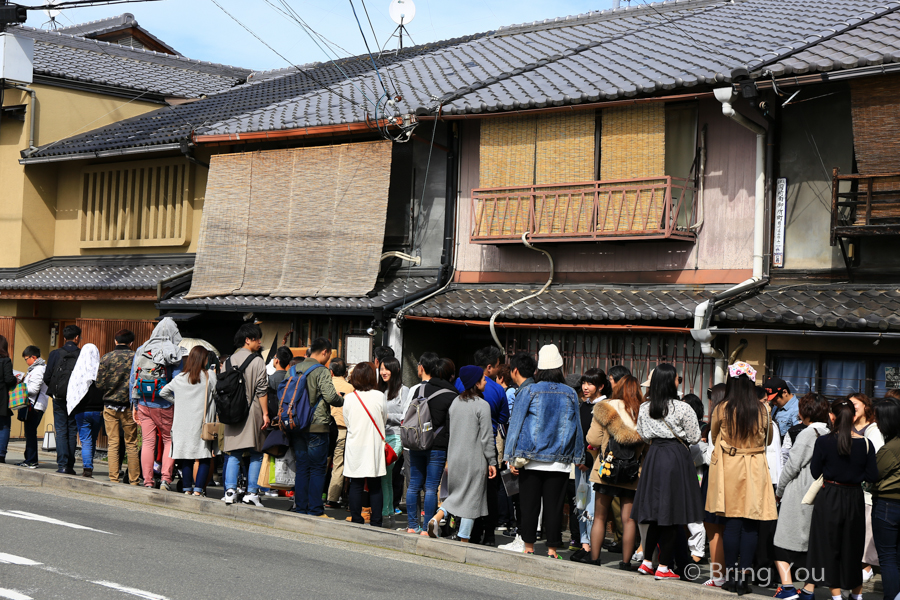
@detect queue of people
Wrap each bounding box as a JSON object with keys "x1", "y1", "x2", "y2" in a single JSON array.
[{"x1": 3, "y1": 324, "x2": 900, "y2": 600}]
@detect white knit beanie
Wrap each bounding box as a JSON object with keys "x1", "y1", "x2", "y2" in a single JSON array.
[{"x1": 537, "y1": 344, "x2": 563, "y2": 370}]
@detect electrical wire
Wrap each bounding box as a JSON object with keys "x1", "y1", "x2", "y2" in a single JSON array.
[
  {"x1": 349, "y1": 0, "x2": 390, "y2": 97},
  {"x1": 635, "y1": 0, "x2": 715, "y2": 55}
]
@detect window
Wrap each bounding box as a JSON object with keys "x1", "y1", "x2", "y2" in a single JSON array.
[
  {"x1": 80, "y1": 158, "x2": 193, "y2": 248},
  {"x1": 771, "y1": 352, "x2": 898, "y2": 398}
]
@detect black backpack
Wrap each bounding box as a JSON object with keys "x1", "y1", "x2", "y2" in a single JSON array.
[
  {"x1": 214, "y1": 354, "x2": 257, "y2": 425},
  {"x1": 598, "y1": 436, "x2": 641, "y2": 485},
  {"x1": 47, "y1": 347, "x2": 80, "y2": 399}
]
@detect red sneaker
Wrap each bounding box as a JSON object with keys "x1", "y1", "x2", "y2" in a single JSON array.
[
  {"x1": 654, "y1": 569, "x2": 680, "y2": 580},
  {"x1": 637, "y1": 563, "x2": 654, "y2": 576}
]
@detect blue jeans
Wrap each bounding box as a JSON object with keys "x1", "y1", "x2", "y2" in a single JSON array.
[
  {"x1": 458, "y1": 517, "x2": 475, "y2": 540},
  {"x1": 406, "y1": 448, "x2": 447, "y2": 531},
  {"x1": 22, "y1": 408, "x2": 44, "y2": 464},
  {"x1": 874, "y1": 498, "x2": 900, "y2": 600},
  {"x1": 0, "y1": 414, "x2": 10, "y2": 458},
  {"x1": 291, "y1": 431, "x2": 330, "y2": 516},
  {"x1": 224, "y1": 451, "x2": 263, "y2": 494},
  {"x1": 74, "y1": 411, "x2": 103, "y2": 469},
  {"x1": 53, "y1": 398, "x2": 78, "y2": 471}
]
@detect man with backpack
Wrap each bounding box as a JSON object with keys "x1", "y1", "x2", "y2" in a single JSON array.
[
  {"x1": 283, "y1": 337, "x2": 342, "y2": 517},
  {"x1": 219, "y1": 323, "x2": 269, "y2": 506},
  {"x1": 44, "y1": 324, "x2": 82, "y2": 474},
  {"x1": 403, "y1": 351, "x2": 457, "y2": 534},
  {"x1": 96, "y1": 329, "x2": 140, "y2": 485}
]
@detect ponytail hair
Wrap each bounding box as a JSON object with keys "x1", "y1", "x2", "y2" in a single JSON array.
[{"x1": 830, "y1": 398, "x2": 856, "y2": 456}]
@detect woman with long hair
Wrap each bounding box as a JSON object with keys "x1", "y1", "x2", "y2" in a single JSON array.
[
  {"x1": 585, "y1": 374, "x2": 646, "y2": 569},
  {"x1": 378, "y1": 356, "x2": 409, "y2": 521},
  {"x1": 873, "y1": 397, "x2": 900, "y2": 600},
  {"x1": 160, "y1": 345, "x2": 217, "y2": 496},
  {"x1": 806, "y1": 398, "x2": 878, "y2": 599},
  {"x1": 427, "y1": 365, "x2": 498, "y2": 541},
  {"x1": 631, "y1": 363, "x2": 703, "y2": 580},
  {"x1": 848, "y1": 392, "x2": 884, "y2": 583},
  {"x1": 772, "y1": 393, "x2": 832, "y2": 600},
  {"x1": 505, "y1": 344, "x2": 584, "y2": 558},
  {"x1": 344, "y1": 362, "x2": 388, "y2": 527},
  {"x1": 0, "y1": 335, "x2": 19, "y2": 464},
  {"x1": 705, "y1": 362, "x2": 777, "y2": 593}
]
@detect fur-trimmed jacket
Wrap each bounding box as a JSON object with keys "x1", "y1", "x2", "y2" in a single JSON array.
[{"x1": 586, "y1": 399, "x2": 646, "y2": 490}]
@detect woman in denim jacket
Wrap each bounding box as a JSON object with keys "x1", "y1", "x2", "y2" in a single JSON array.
[{"x1": 505, "y1": 344, "x2": 584, "y2": 558}]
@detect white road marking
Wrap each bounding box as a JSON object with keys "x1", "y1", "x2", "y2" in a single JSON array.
[
  {"x1": 0, "y1": 553, "x2": 42, "y2": 566},
  {"x1": 0, "y1": 588, "x2": 33, "y2": 600},
  {"x1": 90, "y1": 581, "x2": 171, "y2": 600},
  {"x1": 0, "y1": 510, "x2": 115, "y2": 535}
]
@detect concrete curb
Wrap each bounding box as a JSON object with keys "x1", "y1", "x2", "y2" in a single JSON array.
[{"x1": 1, "y1": 464, "x2": 728, "y2": 599}]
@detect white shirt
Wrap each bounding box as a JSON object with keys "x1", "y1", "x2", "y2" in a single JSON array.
[
  {"x1": 343, "y1": 389, "x2": 388, "y2": 479},
  {"x1": 25, "y1": 364, "x2": 49, "y2": 412}
]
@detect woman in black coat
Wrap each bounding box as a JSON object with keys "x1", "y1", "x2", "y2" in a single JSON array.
[{"x1": 0, "y1": 334, "x2": 22, "y2": 463}]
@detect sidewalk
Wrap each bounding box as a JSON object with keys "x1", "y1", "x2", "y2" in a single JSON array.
[{"x1": 0, "y1": 441, "x2": 884, "y2": 599}]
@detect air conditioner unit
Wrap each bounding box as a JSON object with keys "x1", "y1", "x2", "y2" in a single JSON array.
[{"x1": 0, "y1": 33, "x2": 34, "y2": 84}]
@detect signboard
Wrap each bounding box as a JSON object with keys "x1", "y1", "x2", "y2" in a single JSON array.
[
  {"x1": 345, "y1": 335, "x2": 373, "y2": 367},
  {"x1": 887, "y1": 367, "x2": 900, "y2": 390},
  {"x1": 773, "y1": 178, "x2": 787, "y2": 268}
]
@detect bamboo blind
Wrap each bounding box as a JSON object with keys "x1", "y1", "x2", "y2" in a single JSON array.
[
  {"x1": 187, "y1": 141, "x2": 393, "y2": 299},
  {"x1": 850, "y1": 76, "x2": 900, "y2": 221},
  {"x1": 0, "y1": 318, "x2": 15, "y2": 357},
  {"x1": 75, "y1": 319, "x2": 156, "y2": 356},
  {"x1": 80, "y1": 159, "x2": 193, "y2": 248}
]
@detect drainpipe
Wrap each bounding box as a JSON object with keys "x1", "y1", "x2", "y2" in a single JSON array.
[
  {"x1": 691, "y1": 88, "x2": 770, "y2": 384},
  {"x1": 488, "y1": 233, "x2": 554, "y2": 351},
  {"x1": 8, "y1": 84, "x2": 37, "y2": 156}
]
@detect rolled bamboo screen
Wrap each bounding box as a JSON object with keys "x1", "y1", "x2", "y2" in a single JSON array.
[{"x1": 850, "y1": 76, "x2": 900, "y2": 222}]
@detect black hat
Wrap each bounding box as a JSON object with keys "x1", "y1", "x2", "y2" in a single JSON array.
[{"x1": 763, "y1": 377, "x2": 790, "y2": 401}]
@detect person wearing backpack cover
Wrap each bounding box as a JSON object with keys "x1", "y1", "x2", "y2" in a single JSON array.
[
  {"x1": 132, "y1": 318, "x2": 186, "y2": 490},
  {"x1": 44, "y1": 324, "x2": 82, "y2": 474},
  {"x1": 286, "y1": 337, "x2": 343, "y2": 517},
  {"x1": 404, "y1": 351, "x2": 458, "y2": 534},
  {"x1": 220, "y1": 323, "x2": 270, "y2": 506}
]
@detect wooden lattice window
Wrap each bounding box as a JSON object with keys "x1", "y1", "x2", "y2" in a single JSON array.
[{"x1": 80, "y1": 158, "x2": 193, "y2": 248}]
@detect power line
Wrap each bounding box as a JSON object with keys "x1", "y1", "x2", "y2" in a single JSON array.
[
  {"x1": 349, "y1": 0, "x2": 390, "y2": 97},
  {"x1": 635, "y1": 0, "x2": 715, "y2": 55}
]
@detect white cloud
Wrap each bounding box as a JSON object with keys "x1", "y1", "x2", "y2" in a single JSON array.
[{"x1": 41, "y1": 0, "x2": 616, "y2": 71}]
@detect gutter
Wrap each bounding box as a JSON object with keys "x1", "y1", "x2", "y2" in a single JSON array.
[
  {"x1": 193, "y1": 119, "x2": 401, "y2": 144},
  {"x1": 20, "y1": 143, "x2": 183, "y2": 165},
  {"x1": 691, "y1": 87, "x2": 771, "y2": 384},
  {"x1": 156, "y1": 267, "x2": 194, "y2": 301},
  {"x1": 403, "y1": 315, "x2": 692, "y2": 333},
  {"x1": 6, "y1": 84, "x2": 37, "y2": 156}
]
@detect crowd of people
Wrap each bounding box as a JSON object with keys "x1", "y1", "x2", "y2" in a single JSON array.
[{"x1": 2, "y1": 319, "x2": 900, "y2": 599}]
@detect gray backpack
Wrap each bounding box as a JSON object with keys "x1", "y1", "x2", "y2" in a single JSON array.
[{"x1": 400, "y1": 387, "x2": 455, "y2": 451}]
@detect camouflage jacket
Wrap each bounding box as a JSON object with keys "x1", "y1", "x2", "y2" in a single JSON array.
[{"x1": 96, "y1": 345, "x2": 135, "y2": 406}]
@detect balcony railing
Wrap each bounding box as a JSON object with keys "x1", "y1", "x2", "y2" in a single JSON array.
[
  {"x1": 831, "y1": 167, "x2": 900, "y2": 245},
  {"x1": 471, "y1": 176, "x2": 697, "y2": 244}
]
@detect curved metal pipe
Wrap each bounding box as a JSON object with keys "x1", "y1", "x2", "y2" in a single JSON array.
[{"x1": 488, "y1": 233, "x2": 554, "y2": 351}]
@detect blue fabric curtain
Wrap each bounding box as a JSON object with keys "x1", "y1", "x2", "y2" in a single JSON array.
[
  {"x1": 821, "y1": 359, "x2": 866, "y2": 397},
  {"x1": 775, "y1": 357, "x2": 816, "y2": 395}
]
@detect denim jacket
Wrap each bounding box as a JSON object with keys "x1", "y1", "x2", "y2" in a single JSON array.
[{"x1": 503, "y1": 381, "x2": 584, "y2": 464}]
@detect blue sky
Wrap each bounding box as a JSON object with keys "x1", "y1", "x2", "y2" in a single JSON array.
[{"x1": 38, "y1": 0, "x2": 617, "y2": 71}]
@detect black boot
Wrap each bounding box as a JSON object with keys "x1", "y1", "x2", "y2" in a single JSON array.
[
  {"x1": 722, "y1": 577, "x2": 737, "y2": 593},
  {"x1": 736, "y1": 571, "x2": 752, "y2": 596}
]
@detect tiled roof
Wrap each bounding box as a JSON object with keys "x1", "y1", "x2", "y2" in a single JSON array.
[
  {"x1": 26, "y1": 0, "x2": 900, "y2": 161},
  {"x1": 0, "y1": 255, "x2": 194, "y2": 291},
  {"x1": 405, "y1": 284, "x2": 900, "y2": 332},
  {"x1": 22, "y1": 32, "x2": 486, "y2": 160},
  {"x1": 159, "y1": 275, "x2": 438, "y2": 314},
  {"x1": 56, "y1": 12, "x2": 181, "y2": 55},
  {"x1": 10, "y1": 25, "x2": 249, "y2": 98}
]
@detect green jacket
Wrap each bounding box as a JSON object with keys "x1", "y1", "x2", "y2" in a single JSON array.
[
  {"x1": 96, "y1": 346, "x2": 135, "y2": 406},
  {"x1": 876, "y1": 437, "x2": 900, "y2": 501},
  {"x1": 297, "y1": 358, "x2": 343, "y2": 433}
]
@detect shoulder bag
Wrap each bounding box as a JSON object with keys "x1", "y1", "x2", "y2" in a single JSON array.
[
  {"x1": 200, "y1": 373, "x2": 219, "y2": 442},
  {"x1": 355, "y1": 391, "x2": 398, "y2": 466},
  {"x1": 802, "y1": 434, "x2": 867, "y2": 505}
]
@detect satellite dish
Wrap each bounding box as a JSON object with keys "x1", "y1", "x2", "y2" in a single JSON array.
[
  {"x1": 44, "y1": 0, "x2": 61, "y2": 19},
  {"x1": 389, "y1": 0, "x2": 416, "y2": 25}
]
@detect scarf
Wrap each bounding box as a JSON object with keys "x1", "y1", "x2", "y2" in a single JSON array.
[
  {"x1": 26, "y1": 357, "x2": 45, "y2": 374},
  {"x1": 67, "y1": 344, "x2": 100, "y2": 415},
  {"x1": 141, "y1": 317, "x2": 186, "y2": 366}
]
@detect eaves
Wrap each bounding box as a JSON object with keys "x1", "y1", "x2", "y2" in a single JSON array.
[
  {"x1": 32, "y1": 74, "x2": 170, "y2": 104},
  {"x1": 155, "y1": 302, "x2": 382, "y2": 317},
  {"x1": 20, "y1": 143, "x2": 183, "y2": 165}
]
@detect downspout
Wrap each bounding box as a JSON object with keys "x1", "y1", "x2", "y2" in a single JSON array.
[
  {"x1": 8, "y1": 84, "x2": 37, "y2": 156},
  {"x1": 488, "y1": 233, "x2": 554, "y2": 351},
  {"x1": 692, "y1": 88, "x2": 770, "y2": 384}
]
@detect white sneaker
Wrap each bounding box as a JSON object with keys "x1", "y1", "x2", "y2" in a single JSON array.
[
  {"x1": 224, "y1": 489, "x2": 236, "y2": 505},
  {"x1": 242, "y1": 493, "x2": 263, "y2": 507},
  {"x1": 632, "y1": 550, "x2": 644, "y2": 563},
  {"x1": 264, "y1": 490, "x2": 279, "y2": 497},
  {"x1": 498, "y1": 535, "x2": 525, "y2": 553},
  {"x1": 863, "y1": 568, "x2": 874, "y2": 583}
]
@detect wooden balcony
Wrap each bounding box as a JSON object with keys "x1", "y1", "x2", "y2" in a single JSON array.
[
  {"x1": 470, "y1": 176, "x2": 697, "y2": 244},
  {"x1": 831, "y1": 168, "x2": 900, "y2": 245}
]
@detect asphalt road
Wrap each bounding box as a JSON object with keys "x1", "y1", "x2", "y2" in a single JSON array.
[{"x1": 0, "y1": 482, "x2": 623, "y2": 600}]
